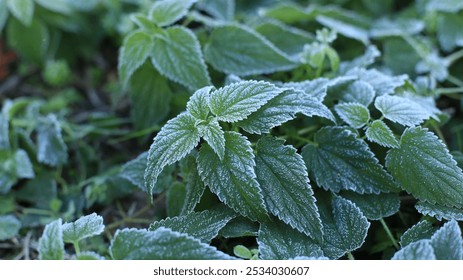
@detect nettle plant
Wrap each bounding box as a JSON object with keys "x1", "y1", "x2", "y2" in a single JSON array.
[{"x1": 32, "y1": 0, "x2": 463, "y2": 260}]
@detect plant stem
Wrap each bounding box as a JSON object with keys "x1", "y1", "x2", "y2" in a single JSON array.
[
  {"x1": 73, "y1": 242, "x2": 81, "y2": 255},
  {"x1": 436, "y1": 87, "x2": 463, "y2": 95},
  {"x1": 380, "y1": 218, "x2": 400, "y2": 250},
  {"x1": 346, "y1": 252, "x2": 355, "y2": 260},
  {"x1": 447, "y1": 75, "x2": 463, "y2": 87},
  {"x1": 446, "y1": 49, "x2": 463, "y2": 65}
]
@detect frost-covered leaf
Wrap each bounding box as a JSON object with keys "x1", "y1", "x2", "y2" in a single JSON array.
[
  {"x1": 340, "y1": 191, "x2": 400, "y2": 220},
  {"x1": 255, "y1": 20, "x2": 313, "y2": 58},
  {"x1": 166, "y1": 182, "x2": 186, "y2": 217},
  {"x1": 14, "y1": 149, "x2": 34, "y2": 179},
  {"x1": 204, "y1": 24, "x2": 297, "y2": 76},
  {"x1": 179, "y1": 152, "x2": 206, "y2": 215},
  {"x1": 430, "y1": 220, "x2": 463, "y2": 260},
  {"x1": 38, "y1": 219, "x2": 64, "y2": 260},
  {"x1": 145, "y1": 112, "x2": 200, "y2": 197},
  {"x1": 375, "y1": 95, "x2": 431, "y2": 126},
  {"x1": 151, "y1": 26, "x2": 210, "y2": 90},
  {"x1": 6, "y1": 0, "x2": 34, "y2": 26},
  {"x1": 258, "y1": 220, "x2": 324, "y2": 260},
  {"x1": 196, "y1": 0, "x2": 234, "y2": 20},
  {"x1": 130, "y1": 62, "x2": 172, "y2": 130},
  {"x1": 386, "y1": 127, "x2": 463, "y2": 208},
  {"x1": 209, "y1": 81, "x2": 283, "y2": 122},
  {"x1": 34, "y1": 0, "x2": 71, "y2": 14},
  {"x1": 346, "y1": 68, "x2": 407, "y2": 96},
  {"x1": 400, "y1": 220, "x2": 435, "y2": 247},
  {"x1": 149, "y1": 208, "x2": 236, "y2": 243},
  {"x1": 255, "y1": 136, "x2": 322, "y2": 240},
  {"x1": 316, "y1": 15, "x2": 369, "y2": 44},
  {"x1": 62, "y1": 213, "x2": 104, "y2": 243},
  {"x1": 282, "y1": 78, "x2": 329, "y2": 102},
  {"x1": 392, "y1": 240, "x2": 436, "y2": 260},
  {"x1": 370, "y1": 18, "x2": 424, "y2": 38},
  {"x1": 0, "y1": 114, "x2": 9, "y2": 149},
  {"x1": 149, "y1": 0, "x2": 196, "y2": 27},
  {"x1": 197, "y1": 132, "x2": 268, "y2": 221},
  {"x1": 36, "y1": 114, "x2": 68, "y2": 167},
  {"x1": 219, "y1": 217, "x2": 258, "y2": 238},
  {"x1": 302, "y1": 126, "x2": 399, "y2": 194},
  {"x1": 0, "y1": 215, "x2": 21, "y2": 241},
  {"x1": 186, "y1": 86, "x2": 214, "y2": 120},
  {"x1": 365, "y1": 120, "x2": 400, "y2": 148},
  {"x1": 383, "y1": 38, "x2": 420, "y2": 76},
  {"x1": 197, "y1": 118, "x2": 225, "y2": 160},
  {"x1": 334, "y1": 102, "x2": 370, "y2": 129},
  {"x1": 426, "y1": 0, "x2": 463, "y2": 12},
  {"x1": 237, "y1": 89, "x2": 334, "y2": 134},
  {"x1": 339, "y1": 45, "x2": 380, "y2": 73},
  {"x1": 415, "y1": 201, "x2": 463, "y2": 221},
  {"x1": 318, "y1": 195, "x2": 370, "y2": 259},
  {"x1": 110, "y1": 227, "x2": 235, "y2": 260},
  {"x1": 120, "y1": 152, "x2": 174, "y2": 193},
  {"x1": 118, "y1": 31, "x2": 153, "y2": 88},
  {"x1": 436, "y1": 13, "x2": 463, "y2": 52},
  {"x1": 336, "y1": 80, "x2": 375, "y2": 106},
  {"x1": 75, "y1": 251, "x2": 105, "y2": 260}
]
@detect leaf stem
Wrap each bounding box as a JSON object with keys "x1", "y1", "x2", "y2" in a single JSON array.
[
  {"x1": 435, "y1": 87, "x2": 463, "y2": 95},
  {"x1": 446, "y1": 75, "x2": 463, "y2": 87},
  {"x1": 445, "y1": 49, "x2": 463, "y2": 65},
  {"x1": 379, "y1": 218, "x2": 399, "y2": 250},
  {"x1": 73, "y1": 242, "x2": 81, "y2": 255},
  {"x1": 346, "y1": 252, "x2": 355, "y2": 260}
]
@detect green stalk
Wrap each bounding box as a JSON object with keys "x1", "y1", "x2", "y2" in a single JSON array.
[{"x1": 380, "y1": 218, "x2": 400, "y2": 250}]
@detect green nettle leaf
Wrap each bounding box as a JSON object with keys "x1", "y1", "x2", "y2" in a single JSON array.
[
  {"x1": 197, "y1": 132, "x2": 268, "y2": 221},
  {"x1": 437, "y1": 13, "x2": 463, "y2": 52},
  {"x1": 0, "y1": 215, "x2": 21, "y2": 241},
  {"x1": 7, "y1": 17, "x2": 49, "y2": 64},
  {"x1": 0, "y1": 114, "x2": 9, "y2": 149},
  {"x1": 339, "y1": 45, "x2": 380, "y2": 73},
  {"x1": 197, "y1": 118, "x2": 225, "y2": 160},
  {"x1": 255, "y1": 20, "x2": 313, "y2": 58},
  {"x1": 392, "y1": 240, "x2": 436, "y2": 260},
  {"x1": 186, "y1": 86, "x2": 215, "y2": 120},
  {"x1": 219, "y1": 217, "x2": 259, "y2": 238},
  {"x1": 204, "y1": 24, "x2": 297, "y2": 76},
  {"x1": 6, "y1": 0, "x2": 34, "y2": 26},
  {"x1": 62, "y1": 213, "x2": 104, "y2": 243},
  {"x1": 283, "y1": 78, "x2": 330, "y2": 101},
  {"x1": 14, "y1": 149, "x2": 34, "y2": 179},
  {"x1": 196, "y1": 0, "x2": 234, "y2": 20},
  {"x1": 400, "y1": 220, "x2": 435, "y2": 248},
  {"x1": 75, "y1": 251, "x2": 105, "y2": 260},
  {"x1": 318, "y1": 196, "x2": 370, "y2": 259},
  {"x1": 233, "y1": 245, "x2": 252, "y2": 259},
  {"x1": 38, "y1": 219, "x2": 64, "y2": 260},
  {"x1": 149, "y1": 208, "x2": 236, "y2": 243},
  {"x1": 346, "y1": 68, "x2": 407, "y2": 96},
  {"x1": 238, "y1": 89, "x2": 334, "y2": 134},
  {"x1": 375, "y1": 95, "x2": 431, "y2": 126},
  {"x1": 151, "y1": 26, "x2": 211, "y2": 90},
  {"x1": 334, "y1": 102, "x2": 370, "y2": 129},
  {"x1": 430, "y1": 220, "x2": 463, "y2": 260},
  {"x1": 316, "y1": 15, "x2": 369, "y2": 45},
  {"x1": 336, "y1": 81, "x2": 375, "y2": 106},
  {"x1": 166, "y1": 182, "x2": 186, "y2": 217},
  {"x1": 179, "y1": 152, "x2": 206, "y2": 215},
  {"x1": 149, "y1": 0, "x2": 196, "y2": 27},
  {"x1": 415, "y1": 201, "x2": 463, "y2": 221},
  {"x1": 120, "y1": 152, "x2": 148, "y2": 191},
  {"x1": 130, "y1": 63, "x2": 172, "y2": 130},
  {"x1": 110, "y1": 228, "x2": 235, "y2": 260},
  {"x1": 255, "y1": 136, "x2": 323, "y2": 240},
  {"x1": 365, "y1": 120, "x2": 400, "y2": 148},
  {"x1": 209, "y1": 81, "x2": 283, "y2": 123},
  {"x1": 118, "y1": 31, "x2": 154, "y2": 88},
  {"x1": 145, "y1": 112, "x2": 200, "y2": 197},
  {"x1": 340, "y1": 191, "x2": 400, "y2": 220},
  {"x1": 302, "y1": 126, "x2": 399, "y2": 194},
  {"x1": 258, "y1": 220, "x2": 324, "y2": 260},
  {"x1": 386, "y1": 127, "x2": 463, "y2": 208},
  {"x1": 36, "y1": 114, "x2": 68, "y2": 167}
]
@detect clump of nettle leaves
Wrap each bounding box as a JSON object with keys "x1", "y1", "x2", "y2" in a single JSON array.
[{"x1": 20, "y1": 0, "x2": 463, "y2": 259}]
